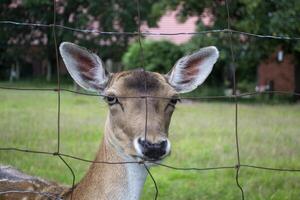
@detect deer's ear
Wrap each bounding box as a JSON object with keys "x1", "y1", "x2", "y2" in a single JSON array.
[
  {"x1": 166, "y1": 46, "x2": 219, "y2": 93},
  {"x1": 59, "y1": 42, "x2": 110, "y2": 93}
]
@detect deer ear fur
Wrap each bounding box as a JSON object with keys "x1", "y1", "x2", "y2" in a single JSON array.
[
  {"x1": 59, "y1": 42, "x2": 110, "y2": 93},
  {"x1": 166, "y1": 46, "x2": 219, "y2": 93}
]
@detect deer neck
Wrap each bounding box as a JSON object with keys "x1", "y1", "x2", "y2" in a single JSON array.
[{"x1": 70, "y1": 119, "x2": 147, "y2": 200}]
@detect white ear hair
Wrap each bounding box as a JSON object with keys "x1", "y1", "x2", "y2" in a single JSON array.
[
  {"x1": 166, "y1": 46, "x2": 219, "y2": 93},
  {"x1": 59, "y1": 42, "x2": 110, "y2": 93}
]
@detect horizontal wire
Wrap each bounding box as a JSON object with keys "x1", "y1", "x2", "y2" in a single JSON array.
[
  {"x1": 59, "y1": 153, "x2": 142, "y2": 165},
  {"x1": 0, "y1": 20, "x2": 138, "y2": 35},
  {"x1": 0, "y1": 147, "x2": 232, "y2": 170},
  {"x1": 0, "y1": 86, "x2": 299, "y2": 99},
  {"x1": 0, "y1": 20, "x2": 300, "y2": 40},
  {"x1": 0, "y1": 148, "x2": 141, "y2": 165},
  {"x1": 0, "y1": 147, "x2": 56, "y2": 156},
  {"x1": 1, "y1": 148, "x2": 300, "y2": 172},
  {"x1": 152, "y1": 162, "x2": 235, "y2": 171},
  {"x1": 62, "y1": 152, "x2": 236, "y2": 171},
  {"x1": 241, "y1": 164, "x2": 300, "y2": 172}
]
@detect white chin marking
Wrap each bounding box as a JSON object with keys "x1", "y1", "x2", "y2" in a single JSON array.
[
  {"x1": 165, "y1": 139, "x2": 171, "y2": 156},
  {"x1": 133, "y1": 138, "x2": 144, "y2": 157}
]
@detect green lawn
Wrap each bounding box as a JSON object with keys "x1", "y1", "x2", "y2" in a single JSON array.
[{"x1": 0, "y1": 88, "x2": 300, "y2": 200}]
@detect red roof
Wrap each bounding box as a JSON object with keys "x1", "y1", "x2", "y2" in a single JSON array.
[{"x1": 141, "y1": 8, "x2": 214, "y2": 44}]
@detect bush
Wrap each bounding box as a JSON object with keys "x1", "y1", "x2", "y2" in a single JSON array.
[{"x1": 122, "y1": 40, "x2": 184, "y2": 73}]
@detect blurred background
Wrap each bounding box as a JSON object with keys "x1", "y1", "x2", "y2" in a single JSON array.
[
  {"x1": 1, "y1": 1, "x2": 300, "y2": 200},
  {"x1": 1, "y1": 0, "x2": 300, "y2": 101}
]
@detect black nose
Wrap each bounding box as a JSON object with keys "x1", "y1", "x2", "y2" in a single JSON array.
[{"x1": 138, "y1": 138, "x2": 167, "y2": 160}]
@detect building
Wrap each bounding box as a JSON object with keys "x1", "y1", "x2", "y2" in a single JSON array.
[{"x1": 256, "y1": 48, "x2": 296, "y2": 92}]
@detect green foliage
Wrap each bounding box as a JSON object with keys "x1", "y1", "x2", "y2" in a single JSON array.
[{"x1": 122, "y1": 40, "x2": 184, "y2": 73}]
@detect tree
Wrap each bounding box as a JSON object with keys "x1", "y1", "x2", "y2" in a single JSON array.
[
  {"x1": 151, "y1": 0, "x2": 300, "y2": 90},
  {"x1": 122, "y1": 40, "x2": 183, "y2": 73},
  {"x1": 0, "y1": 0, "x2": 156, "y2": 81}
]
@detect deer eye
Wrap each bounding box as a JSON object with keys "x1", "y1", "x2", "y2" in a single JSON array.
[{"x1": 104, "y1": 95, "x2": 118, "y2": 105}]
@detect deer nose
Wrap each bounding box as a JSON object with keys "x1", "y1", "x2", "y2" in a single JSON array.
[{"x1": 137, "y1": 138, "x2": 170, "y2": 160}]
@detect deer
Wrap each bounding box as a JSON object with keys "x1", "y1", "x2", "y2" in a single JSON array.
[{"x1": 0, "y1": 42, "x2": 219, "y2": 200}]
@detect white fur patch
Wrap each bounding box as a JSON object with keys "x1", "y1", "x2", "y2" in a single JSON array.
[
  {"x1": 133, "y1": 138, "x2": 144, "y2": 158},
  {"x1": 164, "y1": 139, "x2": 171, "y2": 158},
  {"x1": 126, "y1": 163, "x2": 147, "y2": 200}
]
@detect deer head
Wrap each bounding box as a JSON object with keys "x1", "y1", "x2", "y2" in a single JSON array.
[{"x1": 59, "y1": 42, "x2": 219, "y2": 162}]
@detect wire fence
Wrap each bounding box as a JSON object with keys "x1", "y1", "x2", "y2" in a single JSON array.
[{"x1": 0, "y1": 0, "x2": 300, "y2": 199}]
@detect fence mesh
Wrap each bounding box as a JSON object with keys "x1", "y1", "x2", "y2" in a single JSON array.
[{"x1": 0, "y1": 0, "x2": 300, "y2": 199}]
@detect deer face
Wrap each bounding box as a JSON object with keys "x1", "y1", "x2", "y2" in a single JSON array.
[{"x1": 59, "y1": 42, "x2": 219, "y2": 162}]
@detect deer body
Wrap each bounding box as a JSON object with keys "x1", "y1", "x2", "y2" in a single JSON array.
[{"x1": 0, "y1": 42, "x2": 219, "y2": 200}]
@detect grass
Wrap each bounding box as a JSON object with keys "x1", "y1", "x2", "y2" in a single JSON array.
[{"x1": 0, "y1": 87, "x2": 300, "y2": 199}]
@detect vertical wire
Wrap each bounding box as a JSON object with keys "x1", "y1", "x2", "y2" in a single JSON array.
[
  {"x1": 52, "y1": 0, "x2": 61, "y2": 153},
  {"x1": 225, "y1": 0, "x2": 245, "y2": 199},
  {"x1": 144, "y1": 163, "x2": 159, "y2": 200},
  {"x1": 135, "y1": 0, "x2": 148, "y2": 142},
  {"x1": 53, "y1": 1, "x2": 75, "y2": 199},
  {"x1": 58, "y1": 155, "x2": 75, "y2": 200},
  {"x1": 136, "y1": 0, "x2": 157, "y2": 199}
]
